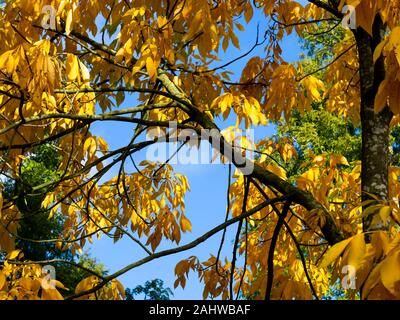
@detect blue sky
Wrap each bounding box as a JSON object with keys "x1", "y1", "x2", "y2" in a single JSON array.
[{"x1": 87, "y1": 7, "x2": 304, "y2": 300}]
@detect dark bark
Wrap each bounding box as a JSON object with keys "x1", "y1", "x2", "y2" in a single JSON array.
[{"x1": 355, "y1": 16, "x2": 393, "y2": 233}]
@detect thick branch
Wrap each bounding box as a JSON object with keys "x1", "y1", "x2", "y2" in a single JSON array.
[
  {"x1": 307, "y1": 0, "x2": 343, "y2": 18},
  {"x1": 156, "y1": 72, "x2": 344, "y2": 245}
]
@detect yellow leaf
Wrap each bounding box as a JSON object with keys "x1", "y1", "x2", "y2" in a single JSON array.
[
  {"x1": 65, "y1": 10, "x2": 73, "y2": 35},
  {"x1": 379, "y1": 206, "x2": 391, "y2": 222},
  {"x1": 157, "y1": 16, "x2": 168, "y2": 29},
  {"x1": 0, "y1": 51, "x2": 11, "y2": 70},
  {"x1": 75, "y1": 276, "x2": 97, "y2": 294},
  {"x1": 388, "y1": 27, "x2": 400, "y2": 54},
  {"x1": 235, "y1": 22, "x2": 244, "y2": 32},
  {"x1": 355, "y1": 0, "x2": 377, "y2": 36},
  {"x1": 375, "y1": 79, "x2": 389, "y2": 113},
  {"x1": 66, "y1": 54, "x2": 79, "y2": 81},
  {"x1": 301, "y1": 76, "x2": 325, "y2": 101},
  {"x1": 159, "y1": 195, "x2": 166, "y2": 208},
  {"x1": 380, "y1": 251, "x2": 400, "y2": 295},
  {"x1": 222, "y1": 36, "x2": 229, "y2": 52},
  {"x1": 230, "y1": 29, "x2": 240, "y2": 49},
  {"x1": 7, "y1": 249, "x2": 22, "y2": 260},
  {"x1": 20, "y1": 278, "x2": 41, "y2": 293},
  {"x1": 0, "y1": 272, "x2": 5, "y2": 290},
  {"x1": 313, "y1": 155, "x2": 325, "y2": 164},
  {"x1": 373, "y1": 40, "x2": 387, "y2": 63},
  {"x1": 175, "y1": 259, "x2": 189, "y2": 276},
  {"x1": 146, "y1": 56, "x2": 157, "y2": 81},
  {"x1": 244, "y1": 4, "x2": 253, "y2": 23},
  {"x1": 139, "y1": 6, "x2": 146, "y2": 16},
  {"x1": 124, "y1": 6, "x2": 146, "y2": 18},
  {"x1": 79, "y1": 61, "x2": 90, "y2": 82},
  {"x1": 149, "y1": 231, "x2": 162, "y2": 252},
  {"x1": 220, "y1": 93, "x2": 233, "y2": 113},
  {"x1": 371, "y1": 231, "x2": 390, "y2": 258},
  {"x1": 389, "y1": 82, "x2": 400, "y2": 114},
  {"x1": 281, "y1": 143, "x2": 296, "y2": 162},
  {"x1": 55, "y1": 280, "x2": 68, "y2": 291},
  {"x1": 97, "y1": 137, "x2": 108, "y2": 153},
  {"x1": 346, "y1": 233, "x2": 366, "y2": 269},
  {"x1": 83, "y1": 136, "x2": 97, "y2": 158},
  {"x1": 172, "y1": 224, "x2": 181, "y2": 243},
  {"x1": 361, "y1": 263, "x2": 382, "y2": 298},
  {"x1": 362, "y1": 204, "x2": 383, "y2": 217},
  {"x1": 112, "y1": 279, "x2": 125, "y2": 299},
  {"x1": 42, "y1": 288, "x2": 64, "y2": 300},
  {"x1": 6, "y1": 55, "x2": 14, "y2": 74},
  {"x1": 180, "y1": 215, "x2": 192, "y2": 232},
  {"x1": 338, "y1": 155, "x2": 349, "y2": 166},
  {"x1": 319, "y1": 237, "x2": 353, "y2": 268},
  {"x1": 266, "y1": 164, "x2": 286, "y2": 180}
]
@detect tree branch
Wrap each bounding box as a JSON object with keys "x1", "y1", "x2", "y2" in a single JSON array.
[
  {"x1": 307, "y1": 0, "x2": 343, "y2": 18},
  {"x1": 65, "y1": 196, "x2": 288, "y2": 300},
  {"x1": 265, "y1": 200, "x2": 291, "y2": 300}
]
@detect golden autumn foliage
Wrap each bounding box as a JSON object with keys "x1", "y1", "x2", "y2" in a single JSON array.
[{"x1": 0, "y1": 0, "x2": 400, "y2": 300}]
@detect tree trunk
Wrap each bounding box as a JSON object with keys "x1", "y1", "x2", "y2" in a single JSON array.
[{"x1": 355, "y1": 17, "x2": 393, "y2": 234}]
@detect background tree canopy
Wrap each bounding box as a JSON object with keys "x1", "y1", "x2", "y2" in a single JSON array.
[{"x1": 1, "y1": 0, "x2": 400, "y2": 300}]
